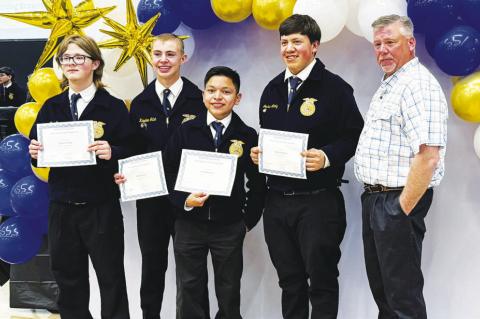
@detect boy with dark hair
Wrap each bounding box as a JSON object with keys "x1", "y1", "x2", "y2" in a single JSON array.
[
  {"x1": 164, "y1": 66, "x2": 266, "y2": 319},
  {"x1": 0, "y1": 66, "x2": 26, "y2": 107},
  {"x1": 250, "y1": 14, "x2": 364, "y2": 318}
]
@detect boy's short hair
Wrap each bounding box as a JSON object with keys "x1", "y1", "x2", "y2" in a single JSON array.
[
  {"x1": 204, "y1": 66, "x2": 241, "y2": 93},
  {"x1": 152, "y1": 33, "x2": 185, "y2": 53},
  {"x1": 279, "y1": 14, "x2": 321, "y2": 44}
]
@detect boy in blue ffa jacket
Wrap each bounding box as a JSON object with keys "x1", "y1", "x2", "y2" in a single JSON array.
[
  {"x1": 251, "y1": 14, "x2": 364, "y2": 319},
  {"x1": 29, "y1": 35, "x2": 133, "y2": 319},
  {"x1": 163, "y1": 66, "x2": 266, "y2": 319},
  {"x1": 114, "y1": 33, "x2": 206, "y2": 319}
]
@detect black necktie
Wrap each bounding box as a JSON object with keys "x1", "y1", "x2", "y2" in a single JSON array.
[
  {"x1": 288, "y1": 76, "x2": 302, "y2": 109},
  {"x1": 211, "y1": 121, "x2": 224, "y2": 149},
  {"x1": 162, "y1": 89, "x2": 172, "y2": 117},
  {"x1": 70, "y1": 93, "x2": 81, "y2": 120}
]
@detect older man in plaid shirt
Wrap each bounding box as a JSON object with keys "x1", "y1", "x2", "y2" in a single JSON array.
[{"x1": 354, "y1": 15, "x2": 448, "y2": 319}]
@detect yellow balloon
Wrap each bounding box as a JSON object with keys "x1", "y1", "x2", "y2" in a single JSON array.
[
  {"x1": 451, "y1": 71, "x2": 480, "y2": 122},
  {"x1": 31, "y1": 165, "x2": 50, "y2": 183},
  {"x1": 28, "y1": 68, "x2": 62, "y2": 105},
  {"x1": 252, "y1": 0, "x2": 296, "y2": 30},
  {"x1": 211, "y1": 0, "x2": 252, "y2": 23},
  {"x1": 14, "y1": 102, "x2": 43, "y2": 137}
]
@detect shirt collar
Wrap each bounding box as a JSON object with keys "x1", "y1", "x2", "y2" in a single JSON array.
[
  {"x1": 206, "y1": 111, "x2": 232, "y2": 129},
  {"x1": 69, "y1": 83, "x2": 96, "y2": 102},
  {"x1": 3, "y1": 82, "x2": 12, "y2": 89},
  {"x1": 155, "y1": 77, "x2": 183, "y2": 98},
  {"x1": 381, "y1": 57, "x2": 419, "y2": 87},
  {"x1": 284, "y1": 58, "x2": 317, "y2": 82}
]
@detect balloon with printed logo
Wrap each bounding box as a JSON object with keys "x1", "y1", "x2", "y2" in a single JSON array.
[
  {"x1": 407, "y1": 0, "x2": 460, "y2": 35},
  {"x1": 31, "y1": 165, "x2": 49, "y2": 183},
  {"x1": 358, "y1": 0, "x2": 407, "y2": 42},
  {"x1": 294, "y1": 0, "x2": 348, "y2": 43},
  {"x1": 211, "y1": 0, "x2": 252, "y2": 23},
  {"x1": 252, "y1": 0, "x2": 296, "y2": 30},
  {"x1": 0, "y1": 170, "x2": 16, "y2": 217},
  {"x1": 137, "y1": 0, "x2": 181, "y2": 34},
  {"x1": 434, "y1": 25, "x2": 480, "y2": 76},
  {"x1": 167, "y1": 0, "x2": 221, "y2": 29},
  {"x1": 27, "y1": 68, "x2": 62, "y2": 105},
  {"x1": 10, "y1": 175, "x2": 49, "y2": 218},
  {"x1": 450, "y1": 71, "x2": 480, "y2": 122},
  {"x1": 0, "y1": 134, "x2": 31, "y2": 180},
  {"x1": 0, "y1": 216, "x2": 43, "y2": 264},
  {"x1": 14, "y1": 102, "x2": 43, "y2": 138}
]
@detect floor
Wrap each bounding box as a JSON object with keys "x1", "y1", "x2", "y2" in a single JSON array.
[{"x1": 0, "y1": 281, "x2": 59, "y2": 319}]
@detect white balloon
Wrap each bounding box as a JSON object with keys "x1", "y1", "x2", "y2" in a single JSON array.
[
  {"x1": 102, "y1": 48, "x2": 139, "y2": 79},
  {"x1": 357, "y1": 0, "x2": 407, "y2": 42},
  {"x1": 346, "y1": 0, "x2": 363, "y2": 37},
  {"x1": 172, "y1": 23, "x2": 196, "y2": 61},
  {"x1": 474, "y1": 125, "x2": 480, "y2": 159},
  {"x1": 294, "y1": 0, "x2": 348, "y2": 43}
]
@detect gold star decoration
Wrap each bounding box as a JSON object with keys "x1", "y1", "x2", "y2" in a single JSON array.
[
  {"x1": 0, "y1": 0, "x2": 115, "y2": 70},
  {"x1": 98, "y1": 0, "x2": 160, "y2": 88}
]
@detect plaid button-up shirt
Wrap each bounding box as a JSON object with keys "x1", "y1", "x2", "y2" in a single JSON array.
[{"x1": 354, "y1": 57, "x2": 448, "y2": 187}]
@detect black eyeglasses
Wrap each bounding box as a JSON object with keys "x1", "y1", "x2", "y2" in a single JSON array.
[{"x1": 58, "y1": 55, "x2": 92, "y2": 65}]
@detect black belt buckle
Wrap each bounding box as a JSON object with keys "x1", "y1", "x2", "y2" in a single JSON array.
[{"x1": 364, "y1": 184, "x2": 402, "y2": 193}]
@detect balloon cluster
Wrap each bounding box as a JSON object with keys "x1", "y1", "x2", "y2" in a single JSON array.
[{"x1": 0, "y1": 68, "x2": 59, "y2": 264}]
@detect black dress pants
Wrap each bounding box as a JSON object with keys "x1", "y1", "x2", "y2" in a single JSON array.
[
  {"x1": 48, "y1": 200, "x2": 129, "y2": 319},
  {"x1": 136, "y1": 196, "x2": 175, "y2": 319},
  {"x1": 174, "y1": 219, "x2": 246, "y2": 319},
  {"x1": 361, "y1": 189, "x2": 433, "y2": 319},
  {"x1": 263, "y1": 189, "x2": 346, "y2": 319}
]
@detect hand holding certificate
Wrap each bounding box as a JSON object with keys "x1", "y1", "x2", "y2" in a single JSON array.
[
  {"x1": 118, "y1": 152, "x2": 168, "y2": 202},
  {"x1": 174, "y1": 149, "x2": 238, "y2": 197},
  {"x1": 37, "y1": 121, "x2": 96, "y2": 167},
  {"x1": 258, "y1": 128, "x2": 309, "y2": 179}
]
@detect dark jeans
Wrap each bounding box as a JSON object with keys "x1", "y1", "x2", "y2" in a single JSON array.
[
  {"x1": 136, "y1": 196, "x2": 175, "y2": 319},
  {"x1": 362, "y1": 188, "x2": 433, "y2": 319},
  {"x1": 48, "y1": 200, "x2": 129, "y2": 319},
  {"x1": 263, "y1": 189, "x2": 346, "y2": 319},
  {"x1": 174, "y1": 218, "x2": 246, "y2": 319}
]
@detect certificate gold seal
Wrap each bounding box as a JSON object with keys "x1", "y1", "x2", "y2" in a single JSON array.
[
  {"x1": 229, "y1": 140, "x2": 245, "y2": 157},
  {"x1": 182, "y1": 114, "x2": 196, "y2": 124},
  {"x1": 94, "y1": 121, "x2": 105, "y2": 138},
  {"x1": 300, "y1": 98, "x2": 317, "y2": 116}
]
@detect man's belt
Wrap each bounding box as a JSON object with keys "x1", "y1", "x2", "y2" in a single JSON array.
[{"x1": 363, "y1": 184, "x2": 403, "y2": 193}]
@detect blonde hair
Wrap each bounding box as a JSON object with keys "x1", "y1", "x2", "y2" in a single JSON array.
[
  {"x1": 56, "y1": 34, "x2": 106, "y2": 89},
  {"x1": 151, "y1": 33, "x2": 185, "y2": 54}
]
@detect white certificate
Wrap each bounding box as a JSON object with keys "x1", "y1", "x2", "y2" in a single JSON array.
[
  {"x1": 258, "y1": 128, "x2": 308, "y2": 179},
  {"x1": 37, "y1": 121, "x2": 96, "y2": 167},
  {"x1": 174, "y1": 149, "x2": 238, "y2": 197},
  {"x1": 118, "y1": 151, "x2": 168, "y2": 202}
]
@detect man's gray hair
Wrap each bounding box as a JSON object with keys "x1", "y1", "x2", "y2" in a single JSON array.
[{"x1": 371, "y1": 14, "x2": 414, "y2": 37}]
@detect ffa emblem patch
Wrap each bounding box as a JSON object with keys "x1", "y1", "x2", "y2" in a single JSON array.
[
  {"x1": 8, "y1": 93, "x2": 14, "y2": 100},
  {"x1": 229, "y1": 140, "x2": 245, "y2": 157},
  {"x1": 93, "y1": 121, "x2": 105, "y2": 139},
  {"x1": 262, "y1": 104, "x2": 279, "y2": 113},
  {"x1": 300, "y1": 98, "x2": 317, "y2": 116},
  {"x1": 182, "y1": 114, "x2": 196, "y2": 124}
]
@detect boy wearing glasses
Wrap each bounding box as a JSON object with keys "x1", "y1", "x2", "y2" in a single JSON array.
[
  {"x1": 28, "y1": 35, "x2": 133, "y2": 319},
  {"x1": 114, "y1": 33, "x2": 206, "y2": 319},
  {"x1": 163, "y1": 66, "x2": 266, "y2": 319}
]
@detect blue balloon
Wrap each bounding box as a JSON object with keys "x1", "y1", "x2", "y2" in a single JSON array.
[
  {"x1": 166, "y1": 0, "x2": 221, "y2": 30},
  {"x1": 0, "y1": 216, "x2": 43, "y2": 264},
  {"x1": 10, "y1": 175, "x2": 49, "y2": 218},
  {"x1": 408, "y1": 0, "x2": 460, "y2": 34},
  {"x1": 433, "y1": 25, "x2": 480, "y2": 76},
  {"x1": 0, "y1": 134, "x2": 32, "y2": 179},
  {"x1": 137, "y1": 0, "x2": 181, "y2": 35},
  {"x1": 0, "y1": 170, "x2": 17, "y2": 217},
  {"x1": 26, "y1": 214, "x2": 48, "y2": 235},
  {"x1": 460, "y1": 0, "x2": 480, "y2": 30}
]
